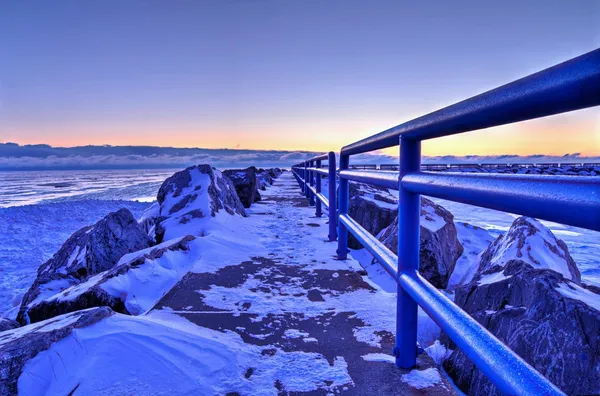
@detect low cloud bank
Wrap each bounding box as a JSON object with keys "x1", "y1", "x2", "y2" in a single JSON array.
[{"x1": 0, "y1": 143, "x2": 597, "y2": 171}]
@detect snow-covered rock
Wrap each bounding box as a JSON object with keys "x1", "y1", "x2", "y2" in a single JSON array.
[
  {"x1": 479, "y1": 217, "x2": 580, "y2": 283},
  {"x1": 223, "y1": 166, "x2": 262, "y2": 208},
  {"x1": 377, "y1": 197, "x2": 464, "y2": 289},
  {"x1": 154, "y1": 164, "x2": 247, "y2": 242},
  {"x1": 444, "y1": 217, "x2": 597, "y2": 395},
  {"x1": 0, "y1": 307, "x2": 113, "y2": 395},
  {"x1": 256, "y1": 168, "x2": 282, "y2": 191},
  {"x1": 17, "y1": 209, "x2": 152, "y2": 325},
  {"x1": 19, "y1": 236, "x2": 200, "y2": 323},
  {"x1": 0, "y1": 319, "x2": 18, "y2": 332}
]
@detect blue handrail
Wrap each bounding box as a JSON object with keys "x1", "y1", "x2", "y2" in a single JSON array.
[
  {"x1": 292, "y1": 48, "x2": 600, "y2": 395},
  {"x1": 292, "y1": 152, "x2": 337, "y2": 242}
]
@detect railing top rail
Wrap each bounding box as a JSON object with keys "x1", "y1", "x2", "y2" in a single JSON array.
[
  {"x1": 341, "y1": 49, "x2": 600, "y2": 156},
  {"x1": 293, "y1": 152, "x2": 334, "y2": 165}
]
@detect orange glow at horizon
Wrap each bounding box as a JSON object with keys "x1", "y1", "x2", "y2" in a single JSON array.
[{"x1": 6, "y1": 110, "x2": 599, "y2": 157}]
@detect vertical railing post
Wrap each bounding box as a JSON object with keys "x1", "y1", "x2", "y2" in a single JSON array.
[
  {"x1": 309, "y1": 160, "x2": 315, "y2": 206},
  {"x1": 315, "y1": 159, "x2": 322, "y2": 216},
  {"x1": 300, "y1": 165, "x2": 305, "y2": 194},
  {"x1": 394, "y1": 136, "x2": 421, "y2": 369},
  {"x1": 327, "y1": 151, "x2": 337, "y2": 242},
  {"x1": 336, "y1": 154, "x2": 349, "y2": 259},
  {"x1": 304, "y1": 162, "x2": 309, "y2": 199}
]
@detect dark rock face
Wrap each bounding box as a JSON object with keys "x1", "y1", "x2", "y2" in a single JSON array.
[
  {"x1": 0, "y1": 319, "x2": 18, "y2": 332},
  {"x1": 23, "y1": 236, "x2": 196, "y2": 323},
  {"x1": 444, "y1": 217, "x2": 597, "y2": 395},
  {"x1": 0, "y1": 307, "x2": 113, "y2": 395},
  {"x1": 223, "y1": 167, "x2": 261, "y2": 208},
  {"x1": 17, "y1": 209, "x2": 152, "y2": 325},
  {"x1": 347, "y1": 182, "x2": 398, "y2": 250},
  {"x1": 377, "y1": 197, "x2": 463, "y2": 289}
]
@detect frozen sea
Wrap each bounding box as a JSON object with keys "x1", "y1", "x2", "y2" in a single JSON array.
[{"x1": 0, "y1": 169, "x2": 598, "y2": 317}]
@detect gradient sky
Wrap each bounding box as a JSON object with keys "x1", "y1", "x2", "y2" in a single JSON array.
[{"x1": 0, "y1": 0, "x2": 599, "y2": 156}]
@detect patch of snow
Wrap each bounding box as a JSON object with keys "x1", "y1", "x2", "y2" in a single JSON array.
[
  {"x1": 425, "y1": 340, "x2": 452, "y2": 365},
  {"x1": 448, "y1": 222, "x2": 495, "y2": 289},
  {"x1": 284, "y1": 329, "x2": 310, "y2": 339},
  {"x1": 361, "y1": 353, "x2": 395, "y2": 364},
  {"x1": 28, "y1": 278, "x2": 74, "y2": 307},
  {"x1": 401, "y1": 367, "x2": 442, "y2": 389},
  {"x1": 555, "y1": 282, "x2": 600, "y2": 312},
  {"x1": 477, "y1": 271, "x2": 512, "y2": 285},
  {"x1": 420, "y1": 202, "x2": 446, "y2": 232}
]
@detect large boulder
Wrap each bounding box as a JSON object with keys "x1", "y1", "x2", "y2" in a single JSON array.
[
  {"x1": 17, "y1": 209, "x2": 152, "y2": 325},
  {"x1": 347, "y1": 182, "x2": 398, "y2": 249},
  {"x1": 478, "y1": 216, "x2": 580, "y2": 283},
  {"x1": 443, "y1": 217, "x2": 597, "y2": 395},
  {"x1": 21, "y1": 236, "x2": 199, "y2": 323},
  {"x1": 377, "y1": 197, "x2": 464, "y2": 289},
  {"x1": 0, "y1": 307, "x2": 113, "y2": 395},
  {"x1": 153, "y1": 165, "x2": 247, "y2": 242},
  {"x1": 223, "y1": 166, "x2": 261, "y2": 208}
]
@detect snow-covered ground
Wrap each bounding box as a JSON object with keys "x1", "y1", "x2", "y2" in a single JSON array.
[{"x1": 3, "y1": 171, "x2": 454, "y2": 395}]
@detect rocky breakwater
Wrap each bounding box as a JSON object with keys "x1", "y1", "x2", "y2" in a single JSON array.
[
  {"x1": 17, "y1": 164, "x2": 247, "y2": 325},
  {"x1": 346, "y1": 181, "x2": 464, "y2": 289},
  {"x1": 443, "y1": 217, "x2": 599, "y2": 395}
]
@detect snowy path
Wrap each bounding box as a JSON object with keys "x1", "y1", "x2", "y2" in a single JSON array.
[{"x1": 153, "y1": 172, "x2": 456, "y2": 395}]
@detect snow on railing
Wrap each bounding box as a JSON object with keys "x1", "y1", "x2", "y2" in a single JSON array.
[{"x1": 292, "y1": 48, "x2": 600, "y2": 396}]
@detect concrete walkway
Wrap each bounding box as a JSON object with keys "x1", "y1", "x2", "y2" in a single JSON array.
[{"x1": 154, "y1": 172, "x2": 456, "y2": 395}]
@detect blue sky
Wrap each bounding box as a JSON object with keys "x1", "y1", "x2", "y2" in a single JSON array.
[{"x1": 0, "y1": 1, "x2": 598, "y2": 156}]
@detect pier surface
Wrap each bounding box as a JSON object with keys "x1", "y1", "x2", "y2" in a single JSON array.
[{"x1": 155, "y1": 172, "x2": 456, "y2": 395}]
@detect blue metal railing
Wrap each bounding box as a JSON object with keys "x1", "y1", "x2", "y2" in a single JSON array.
[
  {"x1": 292, "y1": 152, "x2": 337, "y2": 242},
  {"x1": 292, "y1": 48, "x2": 600, "y2": 395}
]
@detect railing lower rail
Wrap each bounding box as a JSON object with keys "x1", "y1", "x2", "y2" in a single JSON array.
[{"x1": 292, "y1": 48, "x2": 600, "y2": 396}]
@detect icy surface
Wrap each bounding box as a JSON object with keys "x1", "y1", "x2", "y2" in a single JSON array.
[{"x1": 0, "y1": 169, "x2": 175, "y2": 207}]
